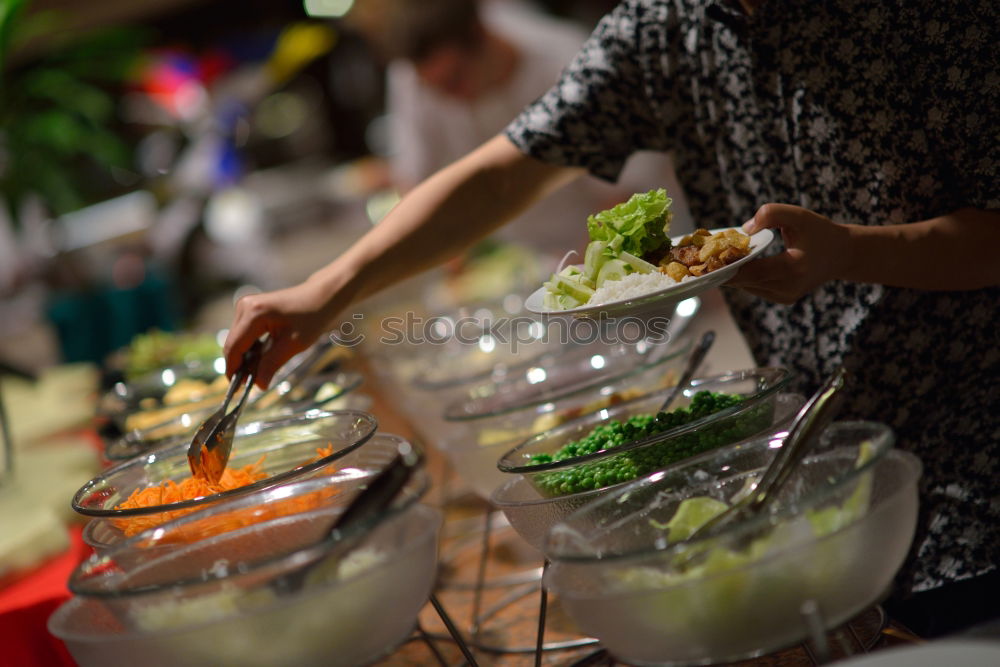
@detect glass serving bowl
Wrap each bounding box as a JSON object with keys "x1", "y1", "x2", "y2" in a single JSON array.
[
  {"x1": 99, "y1": 338, "x2": 355, "y2": 430},
  {"x1": 101, "y1": 370, "x2": 364, "y2": 458},
  {"x1": 52, "y1": 447, "x2": 439, "y2": 667},
  {"x1": 489, "y1": 389, "x2": 803, "y2": 550},
  {"x1": 498, "y1": 368, "x2": 794, "y2": 498},
  {"x1": 442, "y1": 334, "x2": 701, "y2": 423},
  {"x1": 435, "y1": 336, "x2": 699, "y2": 499},
  {"x1": 84, "y1": 417, "x2": 396, "y2": 553},
  {"x1": 363, "y1": 295, "x2": 579, "y2": 444},
  {"x1": 363, "y1": 293, "x2": 563, "y2": 390},
  {"x1": 73, "y1": 410, "x2": 378, "y2": 543},
  {"x1": 103, "y1": 391, "x2": 374, "y2": 462},
  {"x1": 369, "y1": 297, "x2": 701, "y2": 448},
  {"x1": 543, "y1": 421, "x2": 920, "y2": 666},
  {"x1": 98, "y1": 360, "x2": 227, "y2": 428}
]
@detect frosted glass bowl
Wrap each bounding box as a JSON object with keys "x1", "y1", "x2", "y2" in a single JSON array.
[
  {"x1": 101, "y1": 370, "x2": 365, "y2": 459},
  {"x1": 52, "y1": 435, "x2": 439, "y2": 667},
  {"x1": 543, "y1": 421, "x2": 920, "y2": 665},
  {"x1": 372, "y1": 298, "x2": 700, "y2": 449},
  {"x1": 103, "y1": 391, "x2": 374, "y2": 462}
]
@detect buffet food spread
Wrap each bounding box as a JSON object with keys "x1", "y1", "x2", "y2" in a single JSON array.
[{"x1": 0, "y1": 191, "x2": 929, "y2": 667}]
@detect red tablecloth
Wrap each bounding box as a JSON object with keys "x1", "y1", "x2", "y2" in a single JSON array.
[{"x1": 0, "y1": 525, "x2": 91, "y2": 667}]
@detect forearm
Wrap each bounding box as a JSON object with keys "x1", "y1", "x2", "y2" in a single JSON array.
[
  {"x1": 308, "y1": 135, "x2": 579, "y2": 315},
  {"x1": 840, "y1": 207, "x2": 1000, "y2": 290}
]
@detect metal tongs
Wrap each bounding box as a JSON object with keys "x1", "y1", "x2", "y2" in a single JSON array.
[
  {"x1": 186, "y1": 338, "x2": 268, "y2": 482},
  {"x1": 658, "y1": 330, "x2": 715, "y2": 412},
  {"x1": 272, "y1": 440, "x2": 423, "y2": 595},
  {"x1": 681, "y1": 366, "x2": 847, "y2": 547}
]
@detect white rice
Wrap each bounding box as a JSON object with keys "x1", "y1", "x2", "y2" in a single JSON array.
[{"x1": 587, "y1": 271, "x2": 677, "y2": 305}]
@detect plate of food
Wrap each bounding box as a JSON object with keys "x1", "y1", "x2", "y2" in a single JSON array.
[{"x1": 525, "y1": 189, "x2": 774, "y2": 319}]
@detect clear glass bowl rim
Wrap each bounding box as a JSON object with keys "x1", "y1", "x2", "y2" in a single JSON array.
[
  {"x1": 442, "y1": 335, "x2": 695, "y2": 422},
  {"x1": 496, "y1": 366, "x2": 794, "y2": 474},
  {"x1": 544, "y1": 420, "x2": 915, "y2": 565},
  {"x1": 119, "y1": 369, "x2": 365, "y2": 440},
  {"x1": 72, "y1": 409, "x2": 379, "y2": 518},
  {"x1": 488, "y1": 391, "x2": 804, "y2": 511},
  {"x1": 69, "y1": 438, "x2": 432, "y2": 599}
]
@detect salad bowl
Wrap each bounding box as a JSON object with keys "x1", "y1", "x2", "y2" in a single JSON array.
[
  {"x1": 75, "y1": 410, "x2": 378, "y2": 550},
  {"x1": 497, "y1": 368, "x2": 794, "y2": 498},
  {"x1": 436, "y1": 334, "x2": 696, "y2": 498},
  {"x1": 543, "y1": 421, "x2": 920, "y2": 665},
  {"x1": 54, "y1": 436, "x2": 438, "y2": 667},
  {"x1": 490, "y1": 386, "x2": 804, "y2": 551},
  {"x1": 101, "y1": 370, "x2": 365, "y2": 460}
]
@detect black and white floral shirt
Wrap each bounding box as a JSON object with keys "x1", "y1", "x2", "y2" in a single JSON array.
[{"x1": 506, "y1": 0, "x2": 999, "y2": 593}]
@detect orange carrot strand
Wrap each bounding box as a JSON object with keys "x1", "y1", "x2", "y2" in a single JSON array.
[{"x1": 112, "y1": 446, "x2": 337, "y2": 538}]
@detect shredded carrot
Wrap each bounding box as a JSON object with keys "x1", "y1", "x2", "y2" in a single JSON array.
[
  {"x1": 313, "y1": 443, "x2": 336, "y2": 460},
  {"x1": 112, "y1": 445, "x2": 339, "y2": 538},
  {"x1": 149, "y1": 486, "x2": 342, "y2": 545}
]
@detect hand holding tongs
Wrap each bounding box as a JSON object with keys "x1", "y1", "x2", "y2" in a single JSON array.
[{"x1": 187, "y1": 338, "x2": 268, "y2": 483}]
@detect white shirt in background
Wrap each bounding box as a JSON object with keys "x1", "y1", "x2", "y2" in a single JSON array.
[{"x1": 386, "y1": 0, "x2": 693, "y2": 257}]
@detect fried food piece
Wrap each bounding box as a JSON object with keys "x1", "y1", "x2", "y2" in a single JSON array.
[
  {"x1": 670, "y1": 245, "x2": 702, "y2": 266},
  {"x1": 666, "y1": 227, "x2": 751, "y2": 282},
  {"x1": 718, "y1": 245, "x2": 749, "y2": 264},
  {"x1": 662, "y1": 261, "x2": 690, "y2": 282},
  {"x1": 697, "y1": 231, "x2": 751, "y2": 263},
  {"x1": 716, "y1": 228, "x2": 751, "y2": 250},
  {"x1": 706, "y1": 256, "x2": 726, "y2": 272},
  {"x1": 688, "y1": 263, "x2": 710, "y2": 277},
  {"x1": 679, "y1": 228, "x2": 712, "y2": 247},
  {"x1": 698, "y1": 238, "x2": 723, "y2": 263}
]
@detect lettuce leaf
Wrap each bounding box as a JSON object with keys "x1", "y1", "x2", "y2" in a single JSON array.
[{"x1": 586, "y1": 188, "x2": 673, "y2": 258}]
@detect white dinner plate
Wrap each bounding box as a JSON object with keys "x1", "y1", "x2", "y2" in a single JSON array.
[{"x1": 525, "y1": 227, "x2": 774, "y2": 319}]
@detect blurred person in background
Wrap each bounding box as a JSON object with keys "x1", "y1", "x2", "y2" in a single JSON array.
[{"x1": 346, "y1": 0, "x2": 692, "y2": 256}]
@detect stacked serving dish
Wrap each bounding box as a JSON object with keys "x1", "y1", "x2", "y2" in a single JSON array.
[
  {"x1": 436, "y1": 334, "x2": 699, "y2": 499},
  {"x1": 98, "y1": 340, "x2": 369, "y2": 462},
  {"x1": 367, "y1": 299, "x2": 700, "y2": 498},
  {"x1": 542, "y1": 421, "x2": 921, "y2": 665},
  {"x1": 54, "y1": 433, "x2": 439, "y2": 667},
  {"x1": 488, "y1": 368, "x2": 801, "y2": 549},
  {"x1": 78, "y1": 410, "x2": 379, "y2": 552},
  {"x1": 362, "y1": 295, "x2": 568, "y2": 444},
  {"x1": 58, "y1": 337, "x2": 443, "y2": 666}
]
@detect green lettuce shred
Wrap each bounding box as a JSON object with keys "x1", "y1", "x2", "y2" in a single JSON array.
[{"x1": 586, "y1": 188, "x2": 674, "y2": 258}]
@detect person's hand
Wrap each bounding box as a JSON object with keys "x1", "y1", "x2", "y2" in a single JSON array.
[
  {"x1": 224, "y1": 277, "x2": 341, "y2": 389},
  {"x1": 727, "y1": 204, "x2": 852, "y2": 304}
]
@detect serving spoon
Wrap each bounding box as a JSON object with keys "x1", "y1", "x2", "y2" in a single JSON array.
[{"x1": 270, "y1": 439, "x2": 423, "y2": 596}]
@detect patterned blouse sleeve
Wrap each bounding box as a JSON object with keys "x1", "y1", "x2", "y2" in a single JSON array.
[{"x1": 504, "y1": 0, "x2": 667, "y2": 182}]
